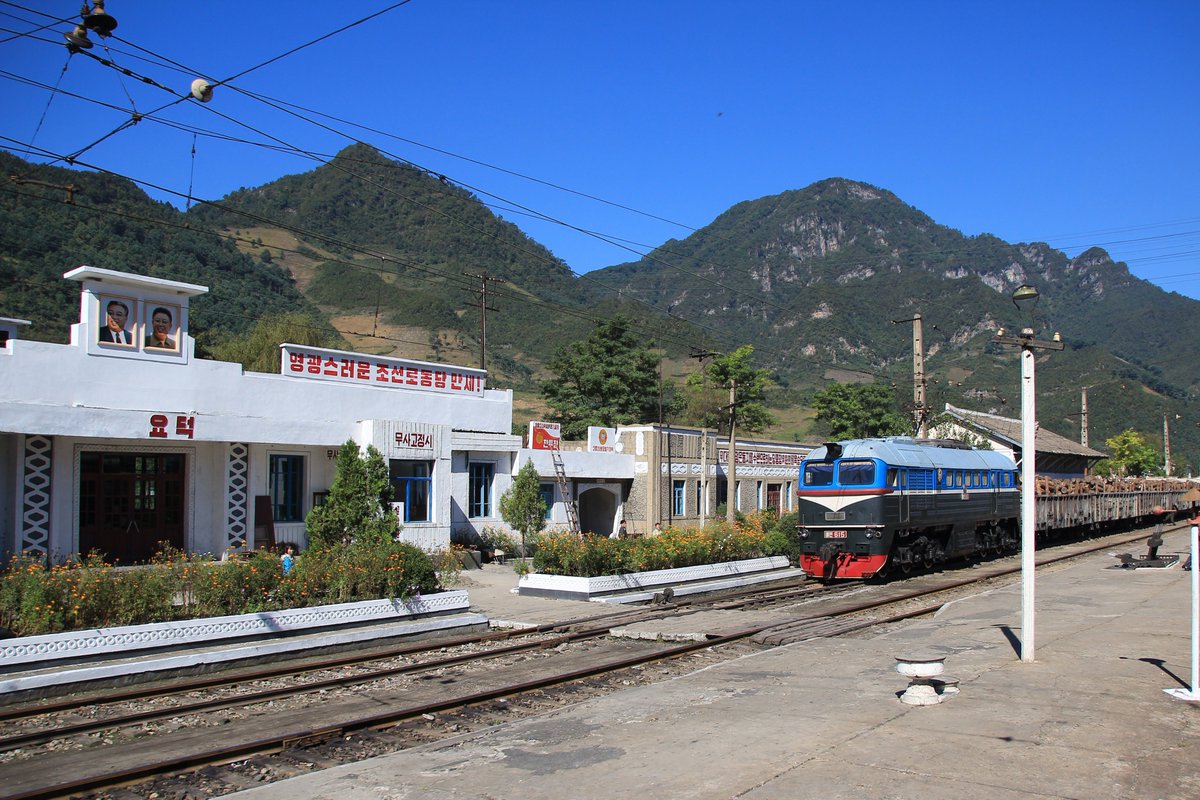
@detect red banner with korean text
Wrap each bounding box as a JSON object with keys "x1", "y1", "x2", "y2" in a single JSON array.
[{"x1": 280, "y1": 344, "x2": 486, "y2": 397}]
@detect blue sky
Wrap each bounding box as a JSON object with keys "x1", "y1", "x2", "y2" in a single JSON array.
[{"x1": 3, "y1": 1, "x2": 1198, "y2": 299}]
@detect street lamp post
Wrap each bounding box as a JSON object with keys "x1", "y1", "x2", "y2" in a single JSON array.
[{"x1": 995, "y1": 284, "x2": 1063, "y2": 663}]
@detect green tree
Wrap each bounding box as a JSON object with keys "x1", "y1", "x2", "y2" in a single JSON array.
[
  {"x1": 686, "y1": 345, "x2": 774, "y2": 434},
  {"x1": 811, "y1": 382, "x2": 909, "y2": 439},
  {"x1": 541, "y1": 315, "x2": 662, "y2": 438},
  {"x1": 305, "y1": 440, "x2": 396, "y2": 547},
  {"x1": 499, "y1": 460, "x2": 547, "y2": 557},
  {"x1": 1094, "y1": 428, "x2": 1162, "y2": 477},
  {"x1": 208, "y1": 312, "x2": 335, "y2": 374}
]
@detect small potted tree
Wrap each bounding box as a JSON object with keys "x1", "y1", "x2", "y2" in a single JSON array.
[{"x1": 498, "y1": 459, "x2": 547, "y2": 571}]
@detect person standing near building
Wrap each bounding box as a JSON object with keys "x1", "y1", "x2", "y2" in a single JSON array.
[{"x1": 280, "y1": 545, "x2": 295, "y2": 575}]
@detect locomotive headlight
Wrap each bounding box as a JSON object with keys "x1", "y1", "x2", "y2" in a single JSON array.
[{"x1": 798, "y1": 529, "x2": 810, "y2": 539}]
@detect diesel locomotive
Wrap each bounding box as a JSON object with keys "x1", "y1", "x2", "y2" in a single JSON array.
[
  {"x1": 796, "y1": 437, "x2": 1020, "y2": 580},
  {"x1": 795, "y1": 437, "x2": 1200, "y2": 580}
]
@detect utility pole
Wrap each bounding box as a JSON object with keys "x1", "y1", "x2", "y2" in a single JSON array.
[
  {"x1": 892, "y1": 314, "x2": 928, "y2": 437},
  {"x1": 464, "y1": 271, "x2": 504, "y2": 372},
  {"x1": 691, "y1": 349, "x2": 719, "y2": 528},
  {"x1": 726, "y1": 380, "x2": 737, "y2": 523},
  {"x1": 1165, "y1": 414, "x2": 1174, "y2": 476},
  {"x1": 1080, "y1": 387, "x2": 1089, "y2": 447},
  {"x1": 995, "y1": 283, "x2": 1064, "y2": 664}
]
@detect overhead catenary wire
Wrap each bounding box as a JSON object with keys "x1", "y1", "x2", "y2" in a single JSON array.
[
  {"x1": 4, "y1": 127, "x2": 1192, "y2": 395},
  {"x1": 2, "y1": 31, "x2": 1195, "y2": 305},
  {"x1": 1, "y1": 7, "x2": 1195, "y2": 386},
  {"x1": 2, "y1": 1, "x2": 1197, "y2": 303}
]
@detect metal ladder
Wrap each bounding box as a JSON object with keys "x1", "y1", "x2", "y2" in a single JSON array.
[{"x1": 551, "y1": 451, "x2": 580, "y2": 534}]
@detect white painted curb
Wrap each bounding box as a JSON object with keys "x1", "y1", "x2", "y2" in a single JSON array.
[
  {"x1": 0, "y1": 590, "x2": 469, "y2": 667},
  {"x1": 517, "y1": 556, "x2": 791, "y2": 600}
]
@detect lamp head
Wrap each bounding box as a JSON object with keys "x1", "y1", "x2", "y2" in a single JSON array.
[{"x1": 1011, "y1": 284, "x2": 1040, "y2": 312}]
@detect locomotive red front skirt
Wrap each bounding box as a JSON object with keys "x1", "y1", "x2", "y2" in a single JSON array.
[{"x1": 800, "y1": 552, "x2": 889, "y2": 580}]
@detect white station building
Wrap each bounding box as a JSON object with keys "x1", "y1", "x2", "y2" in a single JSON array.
[
  {"x1": 1, "y1": 268, "x2": 812, "y2": 563},
  {"x1": 0, "y1": 268, "x2": 534, "y2": 563}
]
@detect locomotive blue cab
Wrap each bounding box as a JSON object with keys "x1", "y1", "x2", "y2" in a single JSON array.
[{"x1": 796, "y1": 438, "x2": 1020, "y2": 580}]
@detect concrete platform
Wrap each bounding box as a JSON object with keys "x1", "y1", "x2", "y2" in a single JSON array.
[
  {"x1": 226, "y1": 531, "x2": 1200, "y2": 800},
  {"x1": 0, "y1": 562, "x2": 791, "y2": 698}
]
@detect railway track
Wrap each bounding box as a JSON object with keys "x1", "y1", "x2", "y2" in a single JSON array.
[{"x1": 0, "y1": 526, "x2": 1170, "y2": 799}]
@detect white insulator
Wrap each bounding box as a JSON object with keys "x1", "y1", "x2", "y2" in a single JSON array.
[{"x1": 190, "y1": 79, "x2": 214, "y2": 103}]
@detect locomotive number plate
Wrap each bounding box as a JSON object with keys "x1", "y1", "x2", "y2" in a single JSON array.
[{"x1": 825, "y1": 530, "x2": 848, "y2": 538}]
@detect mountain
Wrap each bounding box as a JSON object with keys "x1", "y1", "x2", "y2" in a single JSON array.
[
  {"x1": 188, "y1": 144, "x2": 605, "y2": 382},
  {"x1": 3, "y1": 148, "x2": 1197, "y2": 468},
  {"x1": 0, "y1": 150, "x2": 329, "y2": 352},
  {"x1": 590, "y1": 179, "x2": 1200, "y2": 460}
]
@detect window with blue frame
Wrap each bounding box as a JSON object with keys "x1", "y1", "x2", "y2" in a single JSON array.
[
  {"x1": 672, "y1": 479, "x2": 685, "y2": 516},
  {"x1": 269, "y1": 454, "x2": 304, "y2": 522},
  {"x1": 469, "y1": 462, "x2": 495, "y2": 518},
  {"x1": 838, "y1": 460, "x2": 876, "y2": 486},
  {"x1": 389, "y1": 460, "x2": 431, "y2": 522},
  {"x1": 539, "y1": 483, "x2": 554, "y2": 520},
  {"x1": 804, "y1": 463, "x2": 834, "y2": 486}
]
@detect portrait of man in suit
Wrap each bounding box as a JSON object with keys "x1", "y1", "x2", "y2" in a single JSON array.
[
  {"x1": 98, "y1": 298, "x2": 133, "y2": 346},
  {"x1": 145, "y1": 305, "x2": 178, "y2": 350}
]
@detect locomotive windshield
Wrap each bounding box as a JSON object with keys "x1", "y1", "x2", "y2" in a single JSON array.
[
  {"x1": 804, "y1": 463, "x2": 834, "y2": 486},
  {"x1": 838, "y1": 460, "x2": 876, "y2": 485},
  {"x1": 803, "y1": 459, "x2": 877, "y2": 486}
]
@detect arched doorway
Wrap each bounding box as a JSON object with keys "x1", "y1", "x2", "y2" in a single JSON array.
[{"x1": 577, "y1": 486, "x2": 618, "y2": 537}]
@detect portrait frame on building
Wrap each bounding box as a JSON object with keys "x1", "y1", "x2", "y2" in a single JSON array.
[
  {"x1": 143, "y1": 301, "x2": 181, "y2": 354},
  {"x1": 96, "y1": 293, "x2": 138, "y2": 348}
]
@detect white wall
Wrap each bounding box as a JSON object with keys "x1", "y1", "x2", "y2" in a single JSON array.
[{"x1": 0, "y1": 335, "x2": 516, "y2": 559}]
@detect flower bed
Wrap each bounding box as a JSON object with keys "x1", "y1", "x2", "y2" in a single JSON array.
[
  {"x1": 530, "y1": 513, "x2": 793, "y2": 577},
  {"x1": 0, "y1": 542, "x2": 450, "y2": 638}
]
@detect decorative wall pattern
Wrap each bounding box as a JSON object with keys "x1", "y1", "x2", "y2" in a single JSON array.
[
  {"x1": 1, "y1": 591, "x2": 470, "y2": 666},
  {"x1": 20, "y1": 435, "x2": 52, "y2": 556},
  {"x1": 225, "y1": 442, "x2": 249, "y2": 550}
]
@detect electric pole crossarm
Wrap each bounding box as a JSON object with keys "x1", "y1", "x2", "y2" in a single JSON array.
[{"x1": 463, "y1": 271, "x2": 505, "y2": 372}]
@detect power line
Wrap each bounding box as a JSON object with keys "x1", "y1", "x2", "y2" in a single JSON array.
[
  {"x1": 2, "y1": 15, "x2": 1195, "y2": 381},
  {"x1": 5, "y1": 28, "x2": 1196, "y2": 310},
  {"x1": 213, "y1": 2, "x2": 414, "y2": 88}
]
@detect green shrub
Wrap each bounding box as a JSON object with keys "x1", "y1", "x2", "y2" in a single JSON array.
[
  {"x1": 0, "y1": 539, "x2": 444, "y2": 638},
  {"x1": 531, "y1": 515, "x2": 779, "y2": 578}
]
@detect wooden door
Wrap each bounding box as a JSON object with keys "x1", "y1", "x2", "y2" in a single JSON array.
[{"x1": 79, "y1": 452, "x2": 185, "y2": 563}]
